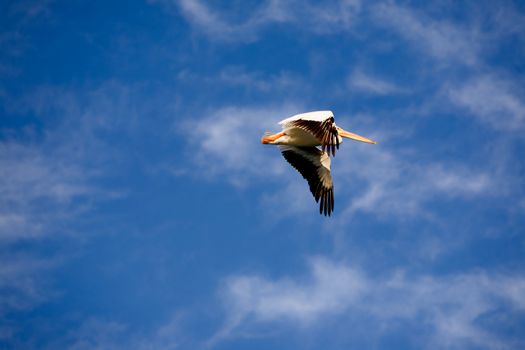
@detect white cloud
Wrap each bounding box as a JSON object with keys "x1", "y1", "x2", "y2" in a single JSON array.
[
  {"x1": 368, "y1": 3, "x2": 525, "y2": 134},
  {"x1": 37, "y1": 314, "x2": 185, "y2": 350},
  {"x1": 259, "y1": 181, "x2": 315, "y2": 219},
  {"x1": 210, "y1": 258, "x2": 365, "y2": 345},
  {"x1": 177, "y1": 66, "x2": 305, "y2": 93},
  {"x1": 215, "y1": 257, "x2": 525, "y2": 349},
  {"x1": 180, "y1": 104, "x2": 301, "y2": 186},
  {"x1": 332, "y1": 135, "x2": 493, "y2": 220},
  {"x1": 218, "y1": 67, "x2": 304, "y2": 92},
  {"x1": 286, "y1": 0, "x2": 361, "y2": 34},
  {"x1": 0, "y1": 1, "x2": 54, "y2": 77},
  {"x1": 372, "y1": 3, "x2": 482, "y2": 66},
  {"x1": 164, "y1": 0, "x2": 361, "y2": 42},
  {"x1": 347, "y1": 69, "x2": 407, "y2": 95},
  {"x1": 0, "y1": 254, "x2": 59, "y2": 318},
  {"x1": 447, "y1": 74, "x2": 525, "y2": 130},
  {"x1": 177, "y1": 0, "x2": 243, "y2": 40},
  {"x1": 0, "y1": 80, "x2": 140, "y2": 322},
  {"x1": 8, "y1": 0, "x2": 53, "y2": 20},
  {"x1": 224, "y1": 258, "x2": 365, "y2": 323},
  {"x1": 0, "y1": 82, "x2": 139, "y2": 242},
  {"x1": 0, "y1": 142, "x2": 91, "y2": 241}
]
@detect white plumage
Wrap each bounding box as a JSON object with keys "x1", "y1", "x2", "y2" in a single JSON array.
[{"x1": 278, "y1": 110, "x2": 335, "y2": 126}]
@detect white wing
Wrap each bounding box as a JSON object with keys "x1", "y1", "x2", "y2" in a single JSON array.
[
  {"x1": 278, "y1": 110, "x2": 334, "y2": 126},
  {"x1": 279, "y1": 145, "x2": 334, "y2": 216},
  {"x1": 278, "y1": 111, "x2": 340, "y2": 156}
]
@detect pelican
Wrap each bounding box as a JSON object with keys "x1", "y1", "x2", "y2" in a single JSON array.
[{"x1": 261, "y1": 110, "x2": 376, "y2": 216}]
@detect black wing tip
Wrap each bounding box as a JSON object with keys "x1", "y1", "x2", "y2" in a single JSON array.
[{"x1": 318, "y1": 188, "x2": 334, "y2": 217}]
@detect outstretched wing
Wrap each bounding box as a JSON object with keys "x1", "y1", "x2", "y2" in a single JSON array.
[
  {"x1": 279, "y1": 146, "x2": 334, "y2": 216},
  {"x1": 279, "y1": 111, "x2": 340, "y2": 156}
]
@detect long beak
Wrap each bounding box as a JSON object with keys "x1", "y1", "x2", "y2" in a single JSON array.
[
  {"x1": 261, "y1": 131, "x2": 284, "y2": 144},
  {"x1": 338, "y1": 129, "x2": 377, "y2": 144}
]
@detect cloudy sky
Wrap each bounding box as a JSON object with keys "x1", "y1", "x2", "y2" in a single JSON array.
[{"x1": 1, "y1": 0, "x2": 525, "y2": 349}]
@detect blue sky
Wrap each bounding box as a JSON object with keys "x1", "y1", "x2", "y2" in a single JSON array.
[{"x1": 1, "y1": 0, "x2": 525, "y2": 349}]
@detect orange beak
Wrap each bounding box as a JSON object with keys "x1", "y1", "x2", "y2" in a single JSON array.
[
  {"x1": 338, "y1": 128, "x2": 377, "y2": 144},
  {"x1": 261, "y1": 131, "x2": 285, "y2": 144}
]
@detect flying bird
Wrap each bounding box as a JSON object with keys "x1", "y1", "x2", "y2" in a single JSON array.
[{"x1": 261, "y1": 110, "x2": 376, "y2": 216}]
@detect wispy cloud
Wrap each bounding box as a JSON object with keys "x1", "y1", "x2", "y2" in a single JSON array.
[
  {"x1": 217, "y1": 67, "x2": 304, "y2": 93},
  {"x1": 0, "y1": 0, "x2": 54, "y2": 77},
  {"x1": 210, "y1": 258, "x2": 365, "y2": 345},
  {"x1": 7, "y1": 0, "x2": 54, "y2": 20},
  {"x1": 447, "y1": 74, "x2": 525, "y2": 130},
  {"x1": 372, "y1": 3, "x2": 482, "y2": 66},
  {"x1": 214, "y1": 257, "x2": 525, "y2": 348},
  {"x1": 369, "y1": 2, "x2": 525, "y2": 134},
  {"x1": 259, "y1": 181, "x2": 316, "y2": 219},
  {"x1": 0, "y1": 80, "x2": 144, "y2": 324},
  {"x1": 0, "y1": 141, "x2": 93, "y2": 241},
  {"x1": 0, "y1": 81, "x2": 140, "y2": 242},
  {"x1": 160, "y1": 0, "x2": 361, "y2": 42},
  {"x1": 0, "y1": 252, "x2": 63, "y2": 344},
  {"x1": 180, "y1": 104, "x2": 301, "y2": 186},
  {"x1": 348, "y1": 69, "x2": 408, "y2": 95},
  {"x1": 36, "y1": 314, "x2": 186, "y2": 350},
  {"x1": 0, "y1": 254, "x2": 59, "y2": 317},
  {"x1": 224, "y1": 258, "x2": 365, "y2": 323},
  {"x1": 177, "y1": 66, "x2": 305, "y2": 94},
  {"x1": 335, "y1": 140, "x2": 493, "y2": 219}
]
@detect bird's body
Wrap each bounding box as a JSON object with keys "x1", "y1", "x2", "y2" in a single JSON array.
[
  {"x1": 271, "y1": 126, "x2": 323, "y2": 147},
  {"x1": 277, "y1": 110, "x2": 342, "y2": 146},
  {"x1": 261, "y1": 110, "x2": 376, "y2": 216}
]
